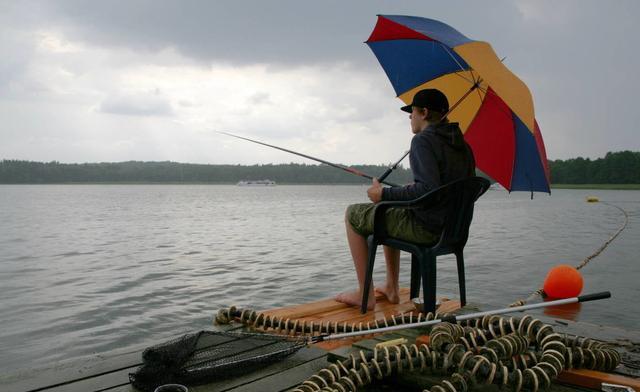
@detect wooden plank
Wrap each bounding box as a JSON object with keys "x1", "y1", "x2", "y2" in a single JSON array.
[
  {"x1": 265, "y1": 294, "x2": 459, "y2": 326},
  {"x1": 188, "y1": 346, "x2": 328, "y2": 392},
  {"x1": 91, "y1": 349, "x2": 329, "y2": 392},
  {"x1": 385, "y1": 328, "x2": 423, "y2": 340},
  {"x1": 313, "y1": 326, "x2": 414, "y2": 352},
  {"x1": 98, "y1": 385, "x2": 134, "y2": 392},
  {"x1": 304, "y1": 300, "x2": 414, "y2": 322},
  {"x1": 263, "y1": 288, "x2": 412, "y2": 319},
  {"x1": 44, "y1": 334, "x2": 297, "y2": 392},
  {"x1": 35, "y1": 342, "x2": 326, "y2": 392},
  {"x1": 32, "y1": 366, "x2": 133, "y2": 392},
  {"x1": 263, "y1": 299, "x2": 355, "y2": 320},
  {"x1": 225, "y1": 357, "x2": 330, "y2": 392},
  {"x1": 94, "y1": 370, "x2": 601, "y2": 392},
  {"x1": 258, "y1": 291, "x2": 459, "y2": 352},
  {"x1": 3, "y1": 325, "x2": 246, "y2": 392},
  {"x1": 1, "y1": 347, "x2": 143, "y2": 392},
  {"x1": 557, "y1": 369, "x2": 640, "y2": 391},
  {"x1": 263, "y1": 293, "x2": 400, "y2": 352}
]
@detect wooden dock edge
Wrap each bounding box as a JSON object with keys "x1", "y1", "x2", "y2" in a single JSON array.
[
  {"x1": 557, "y1": 369, "x2": 640, "y2": 391},
  {"x1": 2, "y1": 291, "x2": 639, "y2": 392}
]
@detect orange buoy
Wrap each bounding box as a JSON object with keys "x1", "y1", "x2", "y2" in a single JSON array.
[{"x1": 543, "y1": 264, "x2": 584, "y2": 299}]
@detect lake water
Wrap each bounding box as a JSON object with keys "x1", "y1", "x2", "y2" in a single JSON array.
[{"x1": 0, "y1": 185, "x2": 638, "y2": 373}]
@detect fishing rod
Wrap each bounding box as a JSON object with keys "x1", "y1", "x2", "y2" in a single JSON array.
[
  {"x1": 314, "y1": 291, "x2": 611, "y2": 342},
  {"x1": 218, "y1": 131, "x2": 404, "y2": 187},
  {"x1": 377, "y1": 150, "x2": 409, "y2": 183}
]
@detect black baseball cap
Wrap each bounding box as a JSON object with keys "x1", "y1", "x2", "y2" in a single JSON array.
[{"x1": 400, "y1": 89, "x2": 449, "y2": 114}]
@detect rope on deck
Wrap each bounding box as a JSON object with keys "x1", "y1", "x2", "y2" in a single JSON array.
[
  {"x1": 215, "y1": 306, "x2": 438, "y2": 335},
  {"x1": 509, "y1": 201, "x2": 630, "y2": 307},
  {"x1": 290, "y1": 314, "x2": 620, "y2": 392}
]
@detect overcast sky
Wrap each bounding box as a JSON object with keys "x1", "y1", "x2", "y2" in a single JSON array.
[{"x1": 1, "y1": 0, "x2": 638, "y2": 165}]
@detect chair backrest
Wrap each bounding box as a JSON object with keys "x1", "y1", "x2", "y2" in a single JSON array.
[{"x1": 433, "y1": 176, "x2": 490, "y2": 249}]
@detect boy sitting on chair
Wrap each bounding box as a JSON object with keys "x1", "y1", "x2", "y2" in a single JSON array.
[{"x1": 335, "y1": 89, "x2": 476, "y2": 310}]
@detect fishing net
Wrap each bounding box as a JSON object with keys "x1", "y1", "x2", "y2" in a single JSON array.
[{"x1": 129, "y1": 330, "x2": 308, "y2": 392}]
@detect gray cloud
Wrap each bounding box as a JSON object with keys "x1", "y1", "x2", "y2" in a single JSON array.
[
  {"x1": 36, "y1": 0, "x2": 376, "y2": 67},
  {"x1": 247, "y1": 92, "x2": 272, "y2": 106},
  {"x1": 98, "y1": 92, "x2": 174, "y2": 117},
  {"x1": 0, "y1": 0, "x2": 639, "y2": 164},
  {"x1": 27, "y1": 1, "x2": 530, "y2": 67}
]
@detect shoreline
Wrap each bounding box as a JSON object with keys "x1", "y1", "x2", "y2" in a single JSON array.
[
  {"x1": 551, "y1": 184, "x2": 640, "y2": 190},
  {"x1": 1, "y1": 182, "x2": 640, "y2": 190}
]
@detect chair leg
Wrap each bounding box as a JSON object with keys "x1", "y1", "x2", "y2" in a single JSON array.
[
  {"x1": 455, "y1": 250, "x2": 466, "y2": 307},
  {"x1": 410, "y1": 254, "x2": 420, "y2": 300},
  {"x1": 361, "y1": 235, "x2": 378, "y2": 314},
  {"x1": 420, "y1": 252, "x2": 437, "y2": 314}
]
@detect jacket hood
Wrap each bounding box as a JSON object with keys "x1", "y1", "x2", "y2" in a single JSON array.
[{"x1": 426, "y1": 122, "x2": 467, "y2": 150}]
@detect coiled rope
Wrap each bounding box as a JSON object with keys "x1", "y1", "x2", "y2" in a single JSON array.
[
  {"x1": 215, "y1": 307, "x2": 619, "y2": 392},
  {"x1": 289, "y1": 314, "x2": 620, "y2": 392},
  {"x1": 509, "y1": 201, "x2": 629, "y2": 307},
  {"x1": 215, "y1": 306, "x2": 439, "y2": 335}
]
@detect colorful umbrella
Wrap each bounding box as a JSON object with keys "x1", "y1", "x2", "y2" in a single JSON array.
[{"x1": 367, "y1": 15, "x2": 550, "y2": 193}]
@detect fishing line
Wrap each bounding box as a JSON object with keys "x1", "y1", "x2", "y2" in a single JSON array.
[
  {"x1": 509, "y1": 201, "x2": 629, "y2": 307},
  {"x1": 218, "y1": 131, "x2": 404, "y2": 187}
]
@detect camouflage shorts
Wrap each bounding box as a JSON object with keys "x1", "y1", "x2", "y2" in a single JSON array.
[{"x1": 346, "y1": 203, "x2": 439, "y2": 245}]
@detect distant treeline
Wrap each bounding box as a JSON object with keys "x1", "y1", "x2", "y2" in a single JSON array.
[
  {"x1": 0, "y1": 160, "x2": 414, "y2": 184},
  {"x1": 1, "y1": 150, "x2": 638, "y2": 184},
  {"x1": 548, "y1": 151, "x2": 640, "y2": 184}
]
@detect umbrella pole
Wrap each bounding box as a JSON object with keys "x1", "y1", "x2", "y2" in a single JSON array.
[{"x1": 442, "y1": 81, "x2": 482, "y2": 121}]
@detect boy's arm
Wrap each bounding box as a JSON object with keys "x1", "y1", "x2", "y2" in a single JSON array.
[{"x1": 382, "y1": 135, "x2": 440, "y2": 201}]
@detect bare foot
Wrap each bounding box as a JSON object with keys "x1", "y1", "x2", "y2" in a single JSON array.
[
  {"x1": 374, "y1": 285, "x2": 400, "y2": 304},
  {"x1": 335, "y1": 290, "x2": 375, "y2": 310}
]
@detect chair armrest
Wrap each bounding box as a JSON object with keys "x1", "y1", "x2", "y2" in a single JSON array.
[
  {"x1": 370, "y1": 177, "x2": 483, "y2": 240},
  {"x1": 371, "y1": 184, "x2": 444, "y2": 239}
]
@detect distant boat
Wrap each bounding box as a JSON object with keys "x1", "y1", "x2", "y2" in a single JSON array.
[{"x1": 236, "y1": 179, "x2": 276, "y2": 186}]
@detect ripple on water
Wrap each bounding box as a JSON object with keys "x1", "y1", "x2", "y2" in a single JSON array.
[
  {"x1": 5, "y1": 255, "x2": 38, "y2": 262},
  {"x1": 53, "y1": 251, "x2": 97, "y2": 257},
  {"x1": 136, "y1": 257, "x2": 173, "y2": 265},
  {"x1": 95, "y1": 278, "x2": 146, "y2": 294}
]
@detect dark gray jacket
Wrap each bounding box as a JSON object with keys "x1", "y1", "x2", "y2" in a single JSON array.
[{"x1": 381, "y1": 122, "x2": 475, "y2": 232}]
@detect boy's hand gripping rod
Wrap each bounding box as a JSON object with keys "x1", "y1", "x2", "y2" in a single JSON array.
[{"x1": 377, "y1": 150, "x2": 410, "y2": 183}]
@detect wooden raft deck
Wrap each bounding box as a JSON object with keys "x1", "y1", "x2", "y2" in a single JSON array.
[{"x1": 2, "y1": 289, "x2": 639, "y2": 392}]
